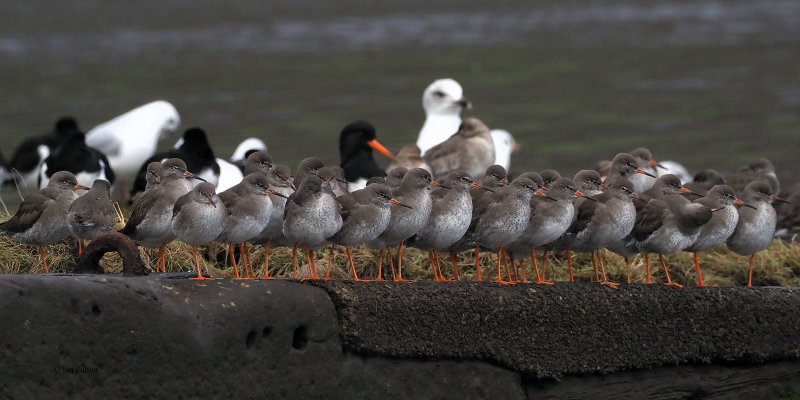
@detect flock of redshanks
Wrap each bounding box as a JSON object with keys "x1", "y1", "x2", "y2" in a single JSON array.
[{"x1": 0, "y1": 78, "x2": 796, "y2": 288}]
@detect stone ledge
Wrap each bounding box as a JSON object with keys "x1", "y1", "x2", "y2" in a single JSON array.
[{"x1": 1, "y1": 274, "x2": 799, "y2": 399}]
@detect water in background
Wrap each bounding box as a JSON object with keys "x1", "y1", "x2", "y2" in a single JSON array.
[{"x1": 1, "y1": 0, "x2": 799, "y2": 203}]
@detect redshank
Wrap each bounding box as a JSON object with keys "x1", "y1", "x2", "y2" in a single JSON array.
[
  {"x1": 424, "y1": 117, "x2": 495, "y2": 179},
  {"x1": 727, "y1": 181, "x2": 788, "y2": 286},
  {"x1": 172, "y1": 182, "x2": 226, "y2": 280},
  {"x1": 1, "y1": 171, "x2": 89, "y2": 272}
]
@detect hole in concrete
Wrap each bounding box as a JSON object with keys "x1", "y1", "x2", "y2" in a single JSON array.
[
  {"x1": 292, "y1": 326, "x2": 308, "y2": 350},
  {"x1": 91, "y1": 304, "x2": 101, "y2": 316},
  {"x1": 18, "y1": 290, "x2": 24, "y2": 297},
  {"x1": 246, "y1": 330, "x2": 257, "y2": 349},
  {"x1": 262, "y1": 326, "x2": 272, "y2": 337}
]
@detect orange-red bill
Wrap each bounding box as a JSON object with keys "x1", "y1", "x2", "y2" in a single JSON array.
[
  {"x1": 74, "y1": 184, "x2": 90, "y2": 190},
  {"x1": 634, "y1": 168, "x2": 657, "y2": 178},
  {"x1": 367, "y1": 139, "x2": 395, "y2": 160},
  {"x1": 389, "y1": 198, "x2": 413, "y2": 209},
  {"x1": 769, "y1": 195, "x2": 790, "y2": 204},
  {"x1": 648, "y1": 160, "x2": 666, "y2": 169}
]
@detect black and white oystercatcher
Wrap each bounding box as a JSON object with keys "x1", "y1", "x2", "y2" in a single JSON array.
[
  {"x1": 1, "y1": 171, "x2": 89, "y2": 272},
  {"x1": 38, "y1": 129, "x2": 115, "y2": 191},
  {"x1": 7, "y1": 116, "x2": 77, "y2": 196},
  {"x1": 338, "y1": 120, "x2": 394, "y2": 192}
]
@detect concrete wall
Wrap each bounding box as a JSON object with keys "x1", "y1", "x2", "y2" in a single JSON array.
[{"x1": 1, "y1": 274, "x2": 799, "y2": 399}]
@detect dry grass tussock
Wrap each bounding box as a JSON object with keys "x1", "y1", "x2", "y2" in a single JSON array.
[{"x1": 1, "y1": 208, "x2": 800, "y2": 287}]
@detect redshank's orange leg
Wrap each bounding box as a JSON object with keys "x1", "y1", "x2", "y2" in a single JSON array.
[
  {"x1": 78, "y1": 240, "x2": 83, "y2": 257},
  {"x1": 394, "y1": 242, "x2": 412, "y2": 282},
  {"x1": 541, "y1": 250, "x2": 548, "y2": 281},
  {"x1": 518, "y1": 260, "x2": 527, "y2": 283},
  {"x1": 325, "y1": 244, "x2": 335, "y2": 280},
  {"x1": 387, "y1": 248, "x2": 396, "y2": 280},
  {"x1": 494, "y1": 248, "x2": 513, "y2": 284},
  {"x1": 346, "y1": 247, "x2": 369, "y2": 282},
  {"x1": 645, "y1": 253, "x2": 652, "y2": 284},
  {"x1": 375, "y1": 248, "x2": 384, "y2": 281},
  {"x1": 261, "y1": 240, "x2": 275, "y2": 280},
  {"x1": 302, "y1": 246, "x2": 320, "y2": 280},
  {"x1": 428, "y1": 252, "x2": 443, "y2": 281},
  {"x1": 229, "y1": 244, "x2": 242, "y2": 279},
  {"x1": 240, "y1": 243, "x2": 254, "y2": 279},
  {"x1": 433, "y1": 250, "x2": 453, "y2": 282},
  {"x1": 659, "y1": 254, "x2": 683, "y2": 288},
  {"x1": 292, "y1": 244, "x2": 298, "y2": 279},
  {"x1": 39, "y1": 246, "x2": 49, "y2": 273},
  {"x1": 502, "y1": 251, "x2": 515, "y2": 282},
  {"x1": 531, "y1": 247, "x2": 554, "y2": 285},
  {"x1": 597, "y1": 250, "x2": 618, "y2": 289},
  {"x1": 625, "y1": 257, "x2": 631, "y2": 284},
  {"x1": 155, "y1": 245, "x2": 166, "y2": 273},
  {"x1": 693, "y1": 252, "x2": 705, "y2": 287},
  {"x1": 300, "y1": 246, "x2": 315, "y2": 281},
  {"x1": 189, "y1": 246, "x2": 213, "y2": 280},
  {"x1": 502, "y1": 250, "x2": 516, "y2": 283},
  {"x1": 747, "y1": 254, "x2": 755, "y2": 287},
  {"x1": 160, "y1": 244, "x2": 167, "y2": 273},
  {"x1": 474, "y1": 245, "x2": 483, "y2": 282},
  {"x1": 450, "y1": 253, "x2": 460, "y2": 280},
  {"x1": 566, "y1": 248, "x2": 574, "y2": 283},
  {"x1": 590, "y1": 252, "x2": 600, "y2": 282}
]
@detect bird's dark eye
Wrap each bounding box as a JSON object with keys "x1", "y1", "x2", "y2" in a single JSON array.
[{"x1": 433, "y1": 90, "x2": 445, "y2": 98}]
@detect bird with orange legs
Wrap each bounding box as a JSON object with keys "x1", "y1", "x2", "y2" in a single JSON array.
[
  {"x1": 508, "y1": 178, "x2": 593, "y2": 285},
  {"x1": 368, "y1": 168, "x2": 438, "y2": 281},
  {"x1": 684, "y1": 185, "x2": 753, "y2": 286},
  {"x1": 172, "y1": 182, "x2": 226, "y2": 280},
  {"x1": 567, "y1": 179, "x2": 638, "y2": 288},
  {"x1": 332, "y1": 184, "x2": 409, "y2": 281},
  {"x1": 408, "y1": 170, "x2": 487, "y2": 281},
  {"x1": 216, "y1": 173, "x2": 285, "y2": 279},
  {"x1": 473, "y1": 177, "x2": 539, "y2": 284},
  {"x1": 727, "y1": 181, "x2": 788, "y2": 287},
  {"x1": 120, "y1": 158, "x2": 201, "y2": 272},
  {"x1": 1, "y1": 171, "x2": 88, "y2": 273},
  {"x1": 283, "y1": 175, "x2": 343, "y2": 280}
]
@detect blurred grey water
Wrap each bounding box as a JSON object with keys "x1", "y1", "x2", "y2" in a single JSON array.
[{"x1": 1, "y1": 0, "x2": 799, "y2": 195}]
